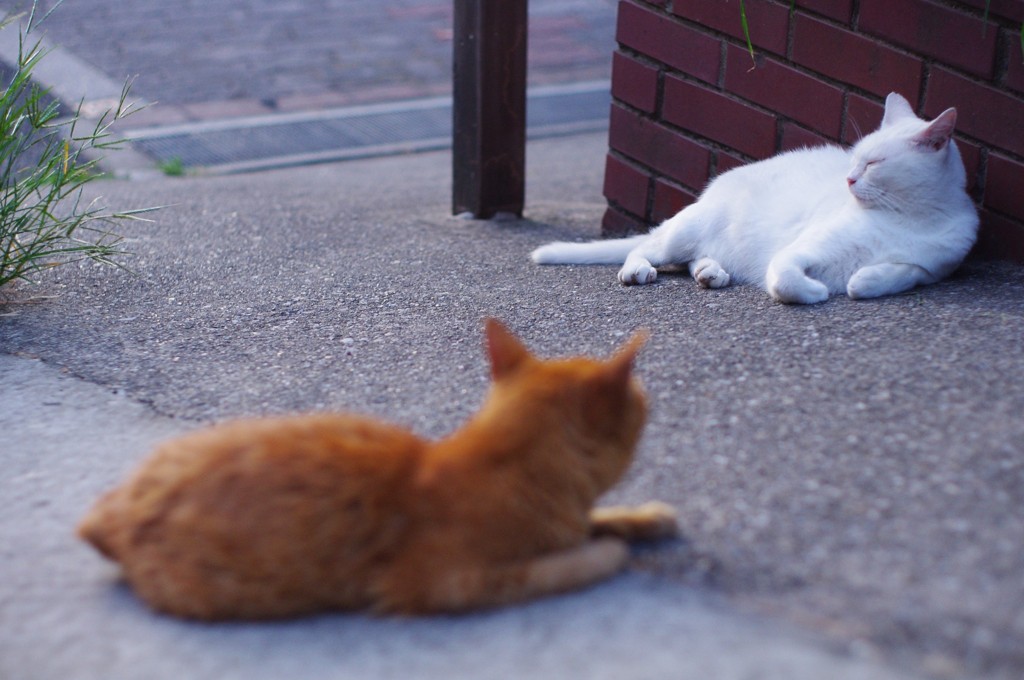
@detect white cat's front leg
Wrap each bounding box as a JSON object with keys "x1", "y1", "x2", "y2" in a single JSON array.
[
  {"x1": 618, "y1": 253, "x2": 658, "y2": 285},
  {"x1": 617, "y1": 207, "x2": 705, "y2": 286},
  {"x1": 847, "y1": 263, "x2": 932, "y2": 299},
  {"x1": 618, "y1": 235, "x2": 669, "y2": 285},
  {"x1": 766, "y1": 257, "x2": 829, "y2": 304},
  {"x1": 689, "y1": 258, "x2": 731, "y2": 289}
]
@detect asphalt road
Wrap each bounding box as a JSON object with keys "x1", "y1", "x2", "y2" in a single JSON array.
[{"x1": 2, "y1": 133, "x2": 1023, "y2": 679}]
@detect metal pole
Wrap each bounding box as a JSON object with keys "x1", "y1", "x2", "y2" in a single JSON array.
[{"x1": 452, "y1": 0, "x2": 528, "y2": 218}]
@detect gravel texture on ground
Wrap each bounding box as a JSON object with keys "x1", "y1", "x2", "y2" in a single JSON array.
[{"x1": 2, "y1": 134, "x2": 1022, "y2": 679}]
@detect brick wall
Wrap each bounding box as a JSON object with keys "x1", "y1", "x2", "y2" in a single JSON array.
[{"x1": 603, "y1": 0, "x2": 1024, "y2": 263}]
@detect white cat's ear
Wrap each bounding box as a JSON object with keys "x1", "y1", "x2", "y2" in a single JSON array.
[
  {"x1": 881, "y1": 92, "x2": 916, "y2": 127},
  {"x1": 912, "y1": 108, "x2": 957, "y2": 151},
  {"x1": 484, "y1": 318, "x2": 531, "y2": 379}
]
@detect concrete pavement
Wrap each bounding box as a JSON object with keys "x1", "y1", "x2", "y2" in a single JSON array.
[
  {"x1": 0, "y1": 1, "x2": 1022, "y2": 676},
  {"x1": 1, "y1": 350, "x2": 916, "y2": 680},
  {"x1": 2, "y1": 132, "x2": 1023, "y2": 679}
]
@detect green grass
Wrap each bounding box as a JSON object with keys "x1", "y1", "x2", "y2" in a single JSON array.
[
  {"x1": 0, "y1": 1, "x2": 158, "y2": 289},
  {"x1": 158, "y1": 156, "x2": 186, "y2": 177}
]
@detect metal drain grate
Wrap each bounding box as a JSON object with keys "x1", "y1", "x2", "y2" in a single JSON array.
[{"x1": 128, "y1": 81, "x2": 610, "y2": 174}]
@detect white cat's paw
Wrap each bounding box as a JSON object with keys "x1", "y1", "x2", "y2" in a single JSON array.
[
  {"x1": 692, "y1": 259, "x2": 730, "y2": 289},
  {"x1": 618, "y1": 262, "x2": 657, "y2": 285},
  {"x1": 846, "y1": 269, "x2": 886, "y2": 299},
  {"x1": 768, "y1": 276, "x2": 829, "y2": 304},
  {"x1": 846, "y1": 280, "x2": 870, "y2": 299}
]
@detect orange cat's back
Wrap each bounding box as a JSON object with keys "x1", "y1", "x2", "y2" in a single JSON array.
[{"x1": 78, "y1": 414, "x2": 426, "y2": 619}]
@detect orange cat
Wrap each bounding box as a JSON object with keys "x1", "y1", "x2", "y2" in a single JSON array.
[{"x1": 78, "y1": 319, "x2": 677, "y2": 620}]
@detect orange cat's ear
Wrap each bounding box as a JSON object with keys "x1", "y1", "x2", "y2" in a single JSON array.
[
  {"x1": 605, "y1": 328, "x2": 649, "y2": 383},
  {"x1": 484, "y1": 318, "x2": 532, "y2": 379}
]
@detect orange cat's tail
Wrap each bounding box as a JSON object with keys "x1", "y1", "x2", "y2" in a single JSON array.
[{"x1": 77, "y1": 489, "x2": 125, "y2": 561}]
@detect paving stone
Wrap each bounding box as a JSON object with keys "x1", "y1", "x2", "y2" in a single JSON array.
[{"x1": 0, "y1": 0, "x2": 616, "y2": 116}]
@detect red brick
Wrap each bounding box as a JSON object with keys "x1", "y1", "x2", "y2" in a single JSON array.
[
  {"x1": 616, "y1": 0, "x2": 721, "y2": 85},
  {"x1": 955, "y1": 0, "x2": 1024, "y2": 22},
  {"x1": 780, "y1": 122, "x2": 834, "y2": 151},
  {"x1": 843, "y1": 94, "x2": 885, "y2": 144},
  {"x1": 117, "y1": 103, "x2": 191, "y2": 128},
  {"x1": 716, "y1": 150, "x2": 748, "y2": 175},
  {"x1": 924, "y1": 68, "x2": 1024, "y2": 157},
  {"x1": 794, "y1": 0, "x2": 853, "y2": 23},
  {"x1": 971, "y1": 210, "x2": 1024, "y2": 263},
  {"x1": 1005, "y1": 29, "x2": 1024, "y2": 95},
  {"x1": 602, "y1": 205, "x2": 648, "y2": 236},
  {"x1": 611, "y1": 51, "x2": 660, "y2": 113},
  {"x1": 608, "y1": 103, "x2": 712, "y2": 189},
  {"x1": 652, "y1": 178, "x2": 697, "y2": 223},
  {"x1": 662, "y1": 76, "x2": 777, "y2": 158},
  {"x1": 276, "y1": 91, "x2": 358, "y2": 112},
  {"x1": 955, "y1": 138, "x2": 983, "y2": 199},
  {"x1": 604, "y1": 154, "x2": 652, "y2": 218},
  {"x1": 859, "y1": 0, "x2": 997, "y2": 79},
  {"x1": 791, "y1": 15, "x2": 923, "y2": 99},
  {"x1": 724, "y1": 45, "x2": 844, "y2": 136},
  {"x1": 671, "y1": 0, "x2": 789, "y2": 56},
  {"x1": 181, "y1": 98, "x2": 275, "y2": 120},
  {"x1": 985, "y1": 154, "x2": 1024, "y2": 222}
]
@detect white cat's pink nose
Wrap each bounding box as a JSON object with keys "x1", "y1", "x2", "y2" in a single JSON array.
[{"x1": 846, "y1": 176, "x2": 856, "y2": 186}]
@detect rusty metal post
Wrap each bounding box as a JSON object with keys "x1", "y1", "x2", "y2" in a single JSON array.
[{"x1": 452, "y1": 0, "x2": 528, "y2": 218}]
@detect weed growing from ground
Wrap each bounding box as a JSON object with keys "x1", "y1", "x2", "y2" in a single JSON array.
[{"x1": 0, "y1": 1, "x2": 157, "y2": 289}]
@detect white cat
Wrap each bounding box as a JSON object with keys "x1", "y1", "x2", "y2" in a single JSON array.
[{"x1": 531, "y1": 93, "x2": 978, "y2": 304}]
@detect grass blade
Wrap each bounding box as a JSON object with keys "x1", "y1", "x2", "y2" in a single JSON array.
[
  {"x1": 0, "y1": 0, "x2": 160, "y2": 289},
  {"x1": 740, "y1": 0, "x2": 755, "y2": 66}
]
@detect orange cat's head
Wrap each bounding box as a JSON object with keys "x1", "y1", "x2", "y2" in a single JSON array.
[{"x1": 481, "y1": 318, "x2": 649, "y2": 493}]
